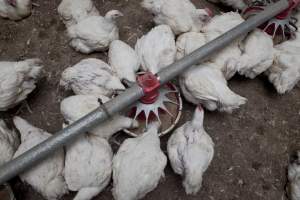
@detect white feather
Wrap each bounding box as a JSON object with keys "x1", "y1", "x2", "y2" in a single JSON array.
[
  {"x1": 0, "y1": 59, "x2": 43, "y2": 111},
  {"x1": 135, "y1": 25, "x2": 176, "y2": 74},
  {"x1": 238, "y1": 29, "x2": 275, "y2": 79},
  {"x1": 108, "y1": 40, "x2": 140, "y2": 82},
  {"x1": 112, "y1": 123, "x2": 167, "y2": 200},
  {"x1": 180, "y1": 63, "x2": 247, "y2": 113},
  {"x1": 141, "y1": 0, "x2": 211, "y2": 35},
  {"x1": 60, "y1": 58, "x2": 125, "y2": 97},
  {"x1": 0, "y1": 0, "x2": 32, "y2": 20},
  {"x1": 13, "y1": 117, "x2": 67, "y2": 200},
  {"x1": 168, "y1": 107, "x2": 214, "y2": 194}
]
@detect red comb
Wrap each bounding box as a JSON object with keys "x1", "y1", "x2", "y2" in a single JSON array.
[
  {"x1": 205, "y1": 7, "x2": 213, "y2": 17},
  {"x1": 197, "y1": 105, "x2": 203, "y2": 111}
]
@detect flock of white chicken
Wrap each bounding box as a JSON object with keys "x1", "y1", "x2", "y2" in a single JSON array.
[{"x1": 1, "y1": 0, "x2": 300, "y2": 200}]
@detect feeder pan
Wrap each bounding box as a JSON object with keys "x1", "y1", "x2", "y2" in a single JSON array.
[
  {"x1": 242, "y1": 0, "x2": 299, "y2": 43},
  {"x1": 124, "y1": 72, "x2": 182, "y2": 137},
  {"x1": 0, "y1": 184, "x2": 15, "y2": 200}
]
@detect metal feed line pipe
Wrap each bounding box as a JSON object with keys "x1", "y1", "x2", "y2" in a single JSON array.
[{"x1": 0, "y1": 0, "x2": 289, "y2": 184}]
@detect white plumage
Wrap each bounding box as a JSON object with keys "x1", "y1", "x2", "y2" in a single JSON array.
[
  {"x1": 64, "y1": 135, "x2": 112, "y2": 200},
  {"x1": 108, "y1": 40, "x2": 140, "y2": 82},
  {"x1": 141, "y1": 0, "x2": 211, "y2": 35},
  {"x1": 265, "y1": 32, "x2": 300, "y2": 94},
  {"x1": 202, "y1": 12, "x2": 245, "y2": 40},
  {"x1": 57, "y1": 0, "x2": 99, "y2": 27},
  {"x1": 176, "y1": 32, "x2": 207, "y2": 60},
  {"x1": 61, "y1": 94, "x2": 138, "y2": 200},
  {"x1": 167, "y1": 106, "x2": 214, "y2": 195},
  {"x1": 0, "y1": 119, "x2": 19, "y2": 166},
  {"x1": 135, "y1": 25, "x2": 176, "y2": 74},
  {"x1": 60, "y1": 95, "x2": 139, "y2": 140},
  {"x1": 238, "y1": 29, "x2": 275, "y2": 79},
  {"x1": 13, "y1": 117, "x2": 68, "y2": 200},
  {"x1": 112, "y1": 123, "x2": 167, "y2": 200},
  {"x1": 180, "y1": 63, "x2": 247, "y2": 113},
  {"x1": 203, "y1": 12, "x2": 245, "y2": 80},
  {"x1": 60, "y1": 58, "x2": 125, "y2": 97},
  {"x1": 67, "y1": 10, "x2": 123, "y2": 54},
  {"x1": 0, "y1": 0, "x2": 32, "y2": 20},
  {"x1": 0, "y1": 59, "x2": 43, "y2": 111},
  {"x1": 288, "y1": 151, "x2": 300, "y2": 200}
]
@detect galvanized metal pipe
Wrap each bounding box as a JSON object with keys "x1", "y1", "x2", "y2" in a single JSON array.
[{"x1": 0, "y1": 0, "x2": 289, "y2": 184}]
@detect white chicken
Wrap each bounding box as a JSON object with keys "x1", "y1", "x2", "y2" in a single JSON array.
[
  {"x1": 206, "y1": 0, "x2": 246, "y2": 10},
  {"x1": 265, "y1": 31, "x2": 300, "y2": 94},
  {"x1": 108, "y1": 40, "x2": 140, "y2": 82},
  {"x1": 180, "y1": 63, "x2": 247, "y2": 113},
  {"x1": 141, "y1": 0, "x2": 212, "y2": 35},
  {"x1": 135, "y1": 25, "x2": 176, "y2": 74},
  {"x1": 67, "y1": 10, "x2": 123, "y2": 54},
  {"x1": 0, "y1": 119, "x2": 19, "y2": 166},
  {"x1": 112, "y1": 122, "x2": 167, "y2": 200},
  {"x1": 167, "y1": 106, "x2": 214, "y2": 195},
  {"x1": 57, "y1": 0, "x2": 99, "y2": 27},
  {"x1": 202, "y1": 12, "x2": 245, "y2": 80},
  {"x1": 176, "y1": 32, "x2": 207, "y2": 60},
  {"x1": 288, "y1": 151, "x2": 300, "y2": 200},
  {"x1": 238, "y1": 29, "x2": 275, "y2": 79},
  {"x1": 64, "y1": 134, "x2": 112, "y2": 200},
  {"x1": 202, "y1": 12, "x2": 245, "y2": 40},
  {"x1": 60, "y1": 95, "x2": 139, "y2": 140},
  {"x1": 60, "y1": 58, "x2": 125, "y2": 97},
  {"x1": 61, "y1": 94, "x2": 139, "y2": 200},
  {"x1": 13, "y1": 117, "x2": 68, "y2": 200},
  {"x1": 0, "y1": 59, "x2": 43, "y2": 111},
  {"x1": 0, "y1": 0, "x2": 32, "y2": 20}
]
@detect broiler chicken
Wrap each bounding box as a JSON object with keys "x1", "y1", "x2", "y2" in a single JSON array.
[
  {"x1": 238, "y1": 29, "x2": 275, "y2": 79},
  {"x1": 0, "y1": 59, "x2": 43, "y2": 111},
  {"x1": 141, "y1": 0, "x2": 211, "y2": 35},
  {"x1": 64, "y1": 134, "x2": 112, "y2": 200},
  {"x1": 13, "y1": 117, "x2": 68, "y2": 200},
  {"x1": 176, "y1": 32, "x2": 207, "y2": 60},
  {"x1": 167, "y1": 106, "x2": 214, "y2": 195},
  {"x1": 0, "y1": 0, "x2": 32, "y2": 20},
  {"x1": 0, "y1": 119, "x2": 19, "y2": 166},
  {"x1": 265, "y1": 31, "x2": 300, "y2": 94},
  {"x1": 180, "y1": 63, "x2": 247, "y2": 113},
  {"x1": 108, "y1": 40, "x2": 140, "y2": 82},
  {"x1": 288, "y1": 151, "x2": 300, "y2": 200},
  {"x1": 202, "y1": 12, "x2": 245, "y2": 80},
  {"x1": 135, "y1": 25, "x2": 176, "y2": 74},
  {"x1": 112, "y1": 122, "x2": 167, "y2": 200},
  {"x1": 67, "y1": 10, "x2": 123, "y2": 54},
  {"x1": 60, "y1": 95, "x2": 138, "y2": 140},
  {"x1": 61, "y1": 94, "x2": 138, "y2": 200},
  {"x1": 57, "y1": 0, "x2": 99, "y2": 27},
  {"x1": 60, "y1": 58, "x2": 125, "y2": 97}
]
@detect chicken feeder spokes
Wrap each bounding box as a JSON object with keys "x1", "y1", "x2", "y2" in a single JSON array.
[
  {"x1": 124, "y1": 72, "x2": 182, "y2": 137},
  {"x1": 242, "y1": 0, "x2": 300, "y2": 42}
]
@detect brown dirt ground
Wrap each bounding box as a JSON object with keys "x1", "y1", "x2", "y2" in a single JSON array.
[{"x1": 0, "y1": 0, "x2": 300, "y2": 200}]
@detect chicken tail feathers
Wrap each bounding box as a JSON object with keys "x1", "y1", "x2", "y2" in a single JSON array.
[
  {"x1": 45, "y1": 176, "x2": 68, "y2": 200},
  {"x1": 73, "y1": 187, "x2": 102, "y2": 200},
  {"x1": 219, "y1": 90, "x2": 247, "y2": 113},
  {"x1": 15, "y1": 59, "x2": 43, "y2": 79}
]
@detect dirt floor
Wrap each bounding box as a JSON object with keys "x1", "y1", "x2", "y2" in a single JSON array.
[{"x1": 1, "y1": 0, "x2": 300, "y2": 199}]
